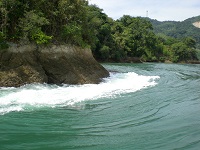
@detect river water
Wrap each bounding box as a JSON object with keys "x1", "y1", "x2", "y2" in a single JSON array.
[{"x1": 0, "y1": 63, "x2": 200, "y2": 150}]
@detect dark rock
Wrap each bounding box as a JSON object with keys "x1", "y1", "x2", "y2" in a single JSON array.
[{"x1": 0, "y1": 44, "x2": 109, "y2": 87}]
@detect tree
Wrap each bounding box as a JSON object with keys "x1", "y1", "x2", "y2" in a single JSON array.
[
  {"x1": 112, "y1": 15, "x2": 162, "y2": 60},
  {"x1": 19, "y1": 10, "x2": 51, "y2": 44},
  {"x1": 0, "y1": 0, "x2": 94, "y2": 46},
  {"x1": 183, "y1": 37, "x2": 196, "y2": 49}
]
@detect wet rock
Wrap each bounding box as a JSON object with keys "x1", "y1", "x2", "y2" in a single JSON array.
[{"x1": 0, "y1": 44, "x2": 109, "y2": 87}]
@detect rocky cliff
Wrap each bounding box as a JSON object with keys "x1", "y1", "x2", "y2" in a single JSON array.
[
  {"x1": 193, "y1": 22, "x2": 200, "y2": 28},
  {"x1": 0, "y1": 44, "x2": 109, "y2": 87}
]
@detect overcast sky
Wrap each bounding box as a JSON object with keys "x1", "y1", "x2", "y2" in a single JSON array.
[{"x1": 89, "y1": 0, "x2": 200, "y2": 21}]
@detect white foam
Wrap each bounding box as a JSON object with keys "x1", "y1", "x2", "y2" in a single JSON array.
[
  {"x1": 0, "y1": 106, "x2": 23, "y2": 115},
  {"x1": 0, "y1": 72, "x2": 160, "y2": 115}
]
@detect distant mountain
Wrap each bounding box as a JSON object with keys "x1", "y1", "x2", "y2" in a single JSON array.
[{"x1": 146, "y1": 16, "x2": 200, "y2": 48}]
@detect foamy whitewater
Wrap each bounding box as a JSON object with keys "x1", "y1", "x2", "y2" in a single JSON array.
[{"x1": 0, "y1": 72, "x2": 160, "y2": 115}]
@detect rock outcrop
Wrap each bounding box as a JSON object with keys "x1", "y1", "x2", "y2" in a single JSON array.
[
  {"x1": 0, "y1": 44, "x2": 109, "y2": 87},
  {"x1": 193, "y1": 22, "x2": 200, "y2": 28}
]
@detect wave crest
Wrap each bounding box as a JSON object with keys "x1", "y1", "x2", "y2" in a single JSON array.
[{"x1": 0, "y1": 72, "x2": 160, "y2": 115}]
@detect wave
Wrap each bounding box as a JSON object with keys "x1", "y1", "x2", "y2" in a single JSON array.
[{"x1": 0, "y1": 72, "x2": 160, "y2": 115}]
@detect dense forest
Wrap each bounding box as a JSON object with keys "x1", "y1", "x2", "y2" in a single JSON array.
[{"x1": 0, "y1": 0, "x2": 199, "y2": 63}]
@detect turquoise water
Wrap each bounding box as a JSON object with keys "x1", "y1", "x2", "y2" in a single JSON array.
[{"x1": 0, "y1": 63, "x2": 200, "y2": 150}]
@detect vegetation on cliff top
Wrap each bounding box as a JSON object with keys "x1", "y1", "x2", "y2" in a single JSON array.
[{"x1": 0, "y1": 0, "x2": 199, "y2": 63}]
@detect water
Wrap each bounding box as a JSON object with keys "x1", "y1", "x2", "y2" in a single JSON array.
[{"x1": 0, "y1": 63, "x2": 200, "y2": 150}]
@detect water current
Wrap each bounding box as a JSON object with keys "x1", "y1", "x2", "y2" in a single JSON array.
[{"x1": 0, "y1": 63, "x2": 200, "y2": 150}]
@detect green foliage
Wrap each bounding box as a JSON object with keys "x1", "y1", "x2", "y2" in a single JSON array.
[
  {"x1": 86, "y1": 4, "x2": 124, "y2": 61},
  {"x1": 197, "y1": 49, "x2": 200, "y2": 60},
  {"x1": 19, "y1": 10, "x2": 50, "y2": 42},
  {"x1": 183, "y1": 37, "x2": 196, "y2": 48},
  {"x1": 0, "y1": 0, "x2": 92, "y2": 47},
  {"x1": 89, "y1": 10, "x2": 198, "y2": 62},
  {"x1": 31, "y1": 29, "x2": 52, "y2": 44},
  {"x1": 156, "y1": 34, "x2": 198, "y2": 62},
  {"x1": 61, "y1": 23, "x2": 87, "y2": 47},
  {"x1": 112, "y1": 15, "x2": 161, "y2": 59},
  {"x1": 148, "y1": 16, "x2": 200, "y2": 49},
  {"x1": 99, "y1": 46, "x2": 110, "y2": 60},
  {"x1": 0, "y1": 32, "x2": 9, "y2": 49},
  {"x1": 0, "y1": 0, "x2": 198, "y2": 62}
]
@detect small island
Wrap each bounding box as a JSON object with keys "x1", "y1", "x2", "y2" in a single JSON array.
[{"x1": 0, "y1": 0, "x2": 110, "y2": 87}]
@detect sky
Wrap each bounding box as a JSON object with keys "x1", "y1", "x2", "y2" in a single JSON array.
[{"x1": 89, "y1": 0, "x2": 200, "y2": 21}]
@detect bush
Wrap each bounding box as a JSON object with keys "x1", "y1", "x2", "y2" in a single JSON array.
[{"x1": 31, "y1": 29, "x2": 52, "y2": 45}]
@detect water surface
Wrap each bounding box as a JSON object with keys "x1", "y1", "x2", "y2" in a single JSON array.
[{"x1": 0, "y1": 63, "x2": 200, "y2": 150}]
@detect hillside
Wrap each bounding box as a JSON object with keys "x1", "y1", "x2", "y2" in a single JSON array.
[{"x1": 147, "y1": 16, "x2": 200, "y2": 48}]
